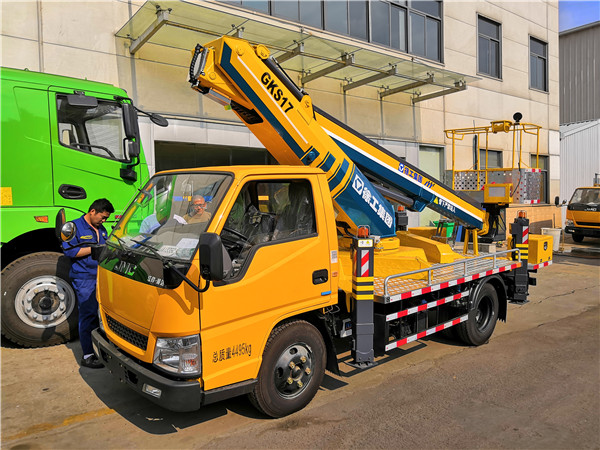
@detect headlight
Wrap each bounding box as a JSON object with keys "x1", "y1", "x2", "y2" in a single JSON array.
[
  {"x1": 153, "y1": 335, "x2": 201, "y2": 376},
  {"x1": 565, "y1": 219, "x2": 574, "y2": 227}
]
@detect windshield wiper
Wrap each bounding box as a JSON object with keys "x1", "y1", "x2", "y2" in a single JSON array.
[
  {"x1": 131, "y1": 239, "x2": 202, "y2": 293},
  {"x1": 107, "y1": 234, "x2": 136, "y2": 258}
]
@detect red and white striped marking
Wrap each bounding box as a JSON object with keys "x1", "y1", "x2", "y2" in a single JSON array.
[
  {"x1": 386, "y1": 291, "x2": 469, "y2": 322},
  {"x1": 360, "y1": 250, "x2": 370, "y2": 277},
  {"x1": 522, "y1": 226, "x2": 529, "y2": 244},
  {"x1": 529, "y1": 260, "x2": 552, "y2": 270},
  {"x1": 388, "y1": 262, "x2": 521, "y2": 303},
  {"x1": 522, "y1": 199, "x2": 541, "y2": 204},
  {"x1": 385, "y1": 314, "x2": 469, "y2": 351},
  {"x1": 528, "y1": 168, "x2": 542, "y2": 172}
]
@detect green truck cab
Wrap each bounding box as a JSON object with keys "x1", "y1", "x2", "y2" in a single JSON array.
[{"x1": 0, "y1": 67, "x2": 154, "y2": 347}]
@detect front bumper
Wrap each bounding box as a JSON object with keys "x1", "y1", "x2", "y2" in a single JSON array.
[
  {"x1": 565, "y1": 226, "x2": 600, "y2": 238},
  {"x1": 92, "y1": 329, "x2": 257, "y2": 412},
  {"x1": 92, "y1": 329, "x2": 203, "y2": 412}
]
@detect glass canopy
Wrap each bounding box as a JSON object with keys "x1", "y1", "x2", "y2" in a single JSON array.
[{"x1": 116, "y1": 0, "x2": 479, "y2": 101}]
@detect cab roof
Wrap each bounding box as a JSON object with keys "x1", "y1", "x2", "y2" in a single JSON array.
[
  {"x1": 157, "y1": 165, "x2": 325, "y2": 178},
  {"x1": 0, "y1": 67, "x2": 126, "y2": 96}
]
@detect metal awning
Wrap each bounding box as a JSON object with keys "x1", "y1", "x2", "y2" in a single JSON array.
[{"x1": 117, "y1": 0, "x2": 479, "y2": 103}]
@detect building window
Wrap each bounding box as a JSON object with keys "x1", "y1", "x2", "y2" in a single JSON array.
[
  {"x1": 323, "y1": 0, "x2": 369, "y2": 40},
  {"x1": 349, "y1": 1, "x2": 368, "y2": 40},
  {"x1": 531, "y1": 154, "x2": 549, "y2": 203},
  {"x1": 241, "y1": 1, "x2": 269, "y2": 14},
  {"x1": 220, "y1": 0, "x2": 441, "y2": 61},
  {"x1": 391, "y1": 4, "x2": 407, "y2": 52},
  {"x1": 272, "y1": 1, "x2": 299, "y2": 21},
  {"x1": 369, "y1": 1, "x2": 440, "y2": 60},
  {"x1": 371, "y1": 1, "x2": 390, "y2": 46},
  {"x1": 300, "y1": 2, "x2": 323, "y2": 29},
  {"x1": 479, "y1": 149, "x2": 503, "y2": 169},
  {"x1": 477, "y1": 16, "x2": 501, "y2": 79},
  {"x1": 530, "y1": 37, "x2": 548, "y2": 92}
]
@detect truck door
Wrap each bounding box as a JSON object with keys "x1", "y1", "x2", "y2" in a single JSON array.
[
  {"x1": 48, "y1": 88, "x2": 142, "y2": 218},
  {"x1": 199, "y1": 176, "x2": 334, "y2": 390}
]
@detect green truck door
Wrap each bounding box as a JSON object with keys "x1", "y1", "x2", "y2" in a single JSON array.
[{"x1": 48, "y1": 87, "x2": 141, "y2": 218}]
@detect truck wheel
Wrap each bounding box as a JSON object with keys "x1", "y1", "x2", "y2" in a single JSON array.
[
  {"x1": 249, "y1": 320, "x2": 326, "y2": 418},
  {"x1": 572, "y1": 234, "x2": 584, "y2": 243},
  {"x1": 457, "y1": 283, "x2": 499, "y2": 346},
  {"x1": 1, "y1": 252, "x2": 78, "y2": 347}
]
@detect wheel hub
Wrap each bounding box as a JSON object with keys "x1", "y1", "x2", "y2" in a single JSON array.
[
  {"x1": 476, "y1": 297, "x2": 493, "y2": 329},
  {"x1": 15, "y1": 276, "x2": 76, "y2": 329},
  {"x1": 274, "y1": 343, "x2": 313, "y2": 399}
]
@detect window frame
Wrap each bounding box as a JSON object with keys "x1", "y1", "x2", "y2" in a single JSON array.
[
  {"x1": 56, "y1": 94, "x2": 131, "y2": 163},
  {"x1": 530, "y1": 154, "x2": 549, "y2": 203},
  {"x1": 220, "y1": 177, "x2": 318, "y2": 283},
  {"x1": 477, "y1": 15, "x2": 502, "y2": 80},
  {"x1": 529, "y1": 35, "x2": 548, "y2": 92},
  {"x1": 369, "y1": 0, "x2": 442, "y2": 61},
  {"x1": 219, "y1": 0, "x2": 443, "y2": 62},
  {"x1": 479, "y1": 148, "x2": 503, "y2": 169}
]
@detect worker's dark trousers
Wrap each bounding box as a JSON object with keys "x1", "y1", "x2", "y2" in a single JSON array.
[{"x1": 72, "y1": 278, "x2": 99, "y2": 356}]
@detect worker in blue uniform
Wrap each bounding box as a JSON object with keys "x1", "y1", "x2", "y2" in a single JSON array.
[{"x1": 62, "y1": 198, "x2": 114, "y2": 369}]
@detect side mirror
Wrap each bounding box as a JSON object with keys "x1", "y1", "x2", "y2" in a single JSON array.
[
  {"x1": 122, "y1": 103, "x2": 140, "y2": 139},
  {"x1": 60, "y1": 222, "x2": 77, "y2": 243},
  {"x1": 124, "y1": 138, "x2": 140, "y2": 159},
  {"x1": 149, "y1": 113, "x2": 169, "y2": 127},
  {"x1": 554, "y1": 196, "x2": 560, "y2": 207},
  {"x1": 199, "y1": 233, "x2": 225, "y2": 281}
]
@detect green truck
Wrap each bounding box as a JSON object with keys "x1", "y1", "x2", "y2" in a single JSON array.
[{"x1": 0, "y1": 67, "x2": 164, "y2": 347}]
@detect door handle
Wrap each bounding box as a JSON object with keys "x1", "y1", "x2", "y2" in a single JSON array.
[
  {"x1": 58, "y1": 184, "x2": 87, "y2": 200},
  {"x1": 312, "y1": 269, "x2": 328, "y2": 285}
]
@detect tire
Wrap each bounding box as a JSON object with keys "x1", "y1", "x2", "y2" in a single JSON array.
[
  {"x1": 457, "y1": 283, "x2": 499, "y2": 346},
  {"x1": 572, "y1": 234, "x2": 584, "y2": 243},
  {"x1": 249, "y1": 320, "x2": 326, "y2": 418},
  {"x1": 1, "y1": 252, "x2": 78, "y2": 347}
]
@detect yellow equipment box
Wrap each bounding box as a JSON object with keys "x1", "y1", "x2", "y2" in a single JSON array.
[{"x1": 528, "y1": 234, "x2": 553, "y2": 264}]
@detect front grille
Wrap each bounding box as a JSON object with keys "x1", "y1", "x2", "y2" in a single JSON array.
[
  {"x1": 106, "y1": 315, "x2": 148, "y2": 351},
  {"x1": 576, "y1": 222, "x2": 600, "y2": 227}
]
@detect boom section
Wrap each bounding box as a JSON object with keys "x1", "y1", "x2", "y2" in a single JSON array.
[
  {"x1": 313, "y1": 108, "x2": 485, "y2": 229},
  {"x1": 189, "y1": 37, "x2": 484, "y2": 234},
  {"x1": 189, "y1": 37, "x2": 394, "y2": 237}
]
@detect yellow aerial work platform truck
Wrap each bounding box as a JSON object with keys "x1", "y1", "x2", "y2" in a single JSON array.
[{"x1": 60, "y1": 36, "x2": 552, "y2": 418}]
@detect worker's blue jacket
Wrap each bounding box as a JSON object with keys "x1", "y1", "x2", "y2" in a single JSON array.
[{"x1": 62, "y1": 215, "x2": 108, "y2": 280}]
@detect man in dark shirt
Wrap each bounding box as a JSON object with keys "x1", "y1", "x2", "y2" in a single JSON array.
[{"x1": 62, "y1": 198, "x2": 114, "y2": 369}]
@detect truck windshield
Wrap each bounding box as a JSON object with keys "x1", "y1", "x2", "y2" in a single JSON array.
[
  {"x1": 570, "y1": 188, "x2": 600, "y2": 205},
  {"x1": 57, "y1": 95, "x2": 129, "y2": 161},
  {"x1": 109, "y1": 172, "x2": 232, "y2": 262}
]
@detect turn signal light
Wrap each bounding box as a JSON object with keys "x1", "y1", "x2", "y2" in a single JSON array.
[
  {"x1": 357, "y1": 226, "x2": 369, "y2": 238},
  {"x1": 34, "y1": 216, "x2": 49, "y2": 223}
]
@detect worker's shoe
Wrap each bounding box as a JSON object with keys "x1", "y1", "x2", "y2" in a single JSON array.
[{"x1": 80, "y1": 354, "x2": 104, "y2": 369}]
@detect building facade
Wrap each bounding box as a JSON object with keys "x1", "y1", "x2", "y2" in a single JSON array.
[
  {"x1": 1, "y1": 0, "x2": 560, "y2": 230},
  {"x1": 559, "y1": 21, "x2": 599, "y2": 125},
  {"x1": 558, "y1": 21, "x2": 600, "y2": 221}
]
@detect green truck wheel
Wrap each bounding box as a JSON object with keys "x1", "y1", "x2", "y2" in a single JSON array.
[{"x1": 1, "y1": 252, "x2": 78, "y2": 347}]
